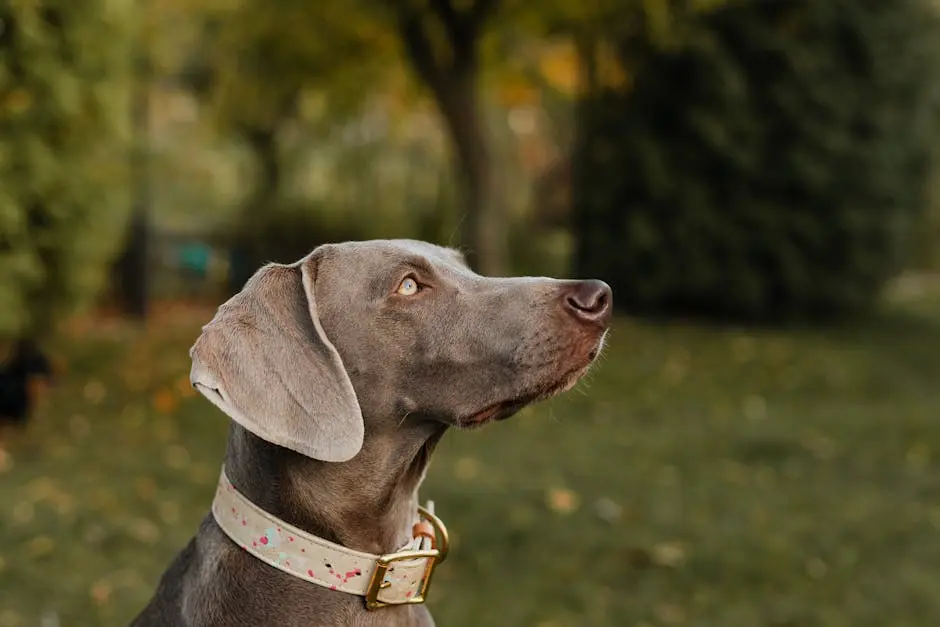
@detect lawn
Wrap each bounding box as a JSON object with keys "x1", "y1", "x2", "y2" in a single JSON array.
[{"x1": 2, "y1": 289, "x2": 940, "y2": 627}]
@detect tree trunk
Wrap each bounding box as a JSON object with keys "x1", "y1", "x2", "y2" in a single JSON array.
[
  {"x1": 571, "y1": 30, "x2": 600, "y2": 279},
  {"x1": 394, "y1": 2, "x2": 504, "y2": 275},
  {"x1": 228, "y1": 127, "x2": 281, "y2": 294},
  {"x1": 575, "y1": 30, "x2": 599, "y2": 98},
  {"x1": 120, "y1": 51, "x2": 152, "y2": 320},
  {"x1": 438, "y1": 71, "x2": 506, "y2": 277},
  {"x1": 118, "y1": 207, "x2": 150, "y2": 318},
  {"x1": 243, "y1": 128, "x2": 280, "y2": 215}
]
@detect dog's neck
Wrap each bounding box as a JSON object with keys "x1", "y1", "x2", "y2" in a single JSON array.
[{"x1": 223, "y1": 421, "x2": 447, "y2": 555}]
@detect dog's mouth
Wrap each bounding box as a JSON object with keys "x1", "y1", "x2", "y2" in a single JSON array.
[
  {"x1": 461, "y1": 397, "x2": 534, "y2": 427},
  {"x1": 458, "y1": 347, "x2": 602, "y2": 429}
]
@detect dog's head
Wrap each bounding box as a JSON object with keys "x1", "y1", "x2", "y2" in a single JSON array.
[{"x1": 190, "y1": 239, "x2": 611, "y2": 462}]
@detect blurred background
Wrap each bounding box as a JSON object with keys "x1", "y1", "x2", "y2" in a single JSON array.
[{"x1": 3, "y1": 0, "x2": 940, "y2": 625}]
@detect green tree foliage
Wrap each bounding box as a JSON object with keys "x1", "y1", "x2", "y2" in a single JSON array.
[
  {"x1": 573, "y1": 0, "x2": 940, "y2": 322},
  {"x1": 0, "y1": 0, "x2": 131, "y2": 339},
  {"x1": 189, "y1": 0, "x2": 397, "y2": 277},
  {"x1": 389, "y1": 0, "x2": 505, "y2": 274},
  {"x1": 207, "y1": 0, "x2": 392, "y2": 138}
]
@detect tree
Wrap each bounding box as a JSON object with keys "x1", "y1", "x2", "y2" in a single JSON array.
[
  {"x1": 390, "y1": 0, "x2": 505, "y2": 275},
  {"x1": 174, "y1": 0, "x2": 555, "y2": 276},
  {"x1": 169, "y1": 0, "x2": 399, "y2": 289},
  {"x1": 573, "y1": 0, "x2": 940, "y2": 322},
  {"x1": 0, "y1": 0, "x2": 132, "y2": 339},
  {"x1": 436, "y1": 0, "x2": 715, "y2": 270},
  {"x1": 200, "y1": 0, "x2": 394, "y2": 216},
  {"x1": 110, "y1": 0, "x2": 235, "y2": 318}
]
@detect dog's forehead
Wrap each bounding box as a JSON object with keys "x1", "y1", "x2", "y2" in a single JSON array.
[{"x1": 333, "y1": 239, "x2": 469, "y2": 272}]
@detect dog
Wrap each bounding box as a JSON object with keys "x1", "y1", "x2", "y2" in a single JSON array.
[
  {"x1": 131, "y1": 239, "x2": 611, "y2": 626},
  {"x1": 0, "y1": 339, "x2": 54, "y2": 429}
]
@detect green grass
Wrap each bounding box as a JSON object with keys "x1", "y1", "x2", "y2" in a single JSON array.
[{"x1": 3, "y1": 293, "x2": 940, "y2": 627}]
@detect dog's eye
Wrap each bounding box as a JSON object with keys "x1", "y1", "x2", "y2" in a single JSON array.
[{"x1": 396, "y1": 276, "x2": 420, "y2": 296}]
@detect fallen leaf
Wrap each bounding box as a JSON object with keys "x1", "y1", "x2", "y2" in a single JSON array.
[
  {"x1": 26, "y1": 535, "x2": 56, "y2": 558},
  {"x1": 805, "y1": 557, "x2": 827, "y2": 579},
  {"x1": 0, "y1": 609, "x2": 23, "y2": 627},
  {"x1": 153, "y1": 419, "x2": 177, "y2": 442},
  {"x1": 128, "y1": 517, "x2": 161, "y2": 544},
  {"x1": 84, "y1": 380, "x2": 107, "y2": 404},
  {"x1": 135, "y1": 476, "x2": 157, "y2": 501},
  {"x1": 661, "y1": 348, "x2": 691, "y2": 385},
  {"x1": 930, "y1": 507, "x2": 940, "y2": 529},
  {"x1": 594, "y1": 497, "x2": 623, "y2": 523},
  {"x1": 906, "y1": 443, "x2": 931, "y2": 470},
  {"x1": 742, "y1": 395, "x2": 768, "y2": 421},
  {"x1": 651, "y1": 541, "x2": 688, "y2": 567},
  {"x1": 164, "y1": 444, "x2": 191, "y2": 469},
  {"x1": 90, "y1": 488, "x2": 119, "y2": 511},
  {"x1": 176, "y1": 375, "x2": 198, "y2": 398},
  {"x1": 52, "y1": 355, "x2": 68, "y2": 375},
  {"x1": 658, "y1": 465, "x2": 681, "y2": 487},
  {"x1": 26, "y1": 477, "x2": 60, "y2": 502},
  {"x1": 802, "y1": 433, "x2": 839, "y2": 460},
  {"x1": 0, "y1": 448, "x2": 12, "y2": 473},
  {"x1": 12, "y1": 501, "x2": 34, "y2": 525},
  {"x1": 82, "y1": 524, "x2": 107, "y2": 546},
  {"x1": 123, "y1": 371, "x2": 149, "y2": 392},
  {"x1": 90, "y1": 579, "x2": 112, "y2": 605},
  {"x1": 159, "y1": 500, "x2": 181, "y2": 524},
  {"x1": 3, "y1": 88, "x2": 34, "y2": 114},
  {"x1": 623, "y1": 547, "x2": 654, "y2": 570},
  {"x1": 655, "y1": 603, "x2": 688, "y2": 624},
  {"x1": 508, "y1": 504, "x2": 536, "y2": 527},
  {"x1": 68, "y1": 414, "x2": 90, "y2": 439},
  {"x1": 720, "y1": 459, "x2": 750, "y2": 486},
  {"x1": 731, "y1": 336, "x2": 756, "y2": 363},
  {"x1": 152, "y1": 389, "x2": 179, "y2": 414},
  {"x1": 53, "y1": 493, "x2": 75, "y2": 516},
  {"x1": 546, "y1": 488, "x2": 579, "y2": 515},
  {"x1": 39, "y1": 610, "x2": 60, "y2": 627}
]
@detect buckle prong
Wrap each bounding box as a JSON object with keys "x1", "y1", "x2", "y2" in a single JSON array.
[{"x1": 364, "y1": 506, "x2": 449, "y2": 610}]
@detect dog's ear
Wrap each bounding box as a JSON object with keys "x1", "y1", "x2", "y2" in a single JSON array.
[{"x1": 189, "y1": 251, "x2": 363, "y2": 462}]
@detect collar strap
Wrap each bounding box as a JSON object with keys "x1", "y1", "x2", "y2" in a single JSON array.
[{"x1": 210, "y1": 467, "x2": 449, "y2": 610}]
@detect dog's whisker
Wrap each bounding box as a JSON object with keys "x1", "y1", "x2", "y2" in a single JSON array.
[{"x1": 397, "y1": 410, "x2": 412, "y2": 428}]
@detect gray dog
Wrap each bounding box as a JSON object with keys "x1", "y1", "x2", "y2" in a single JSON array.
[{"x1": 131, "y1": 239, "x2": 611, "y2": 627}]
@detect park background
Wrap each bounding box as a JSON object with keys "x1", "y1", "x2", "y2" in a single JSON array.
[{"x1": 3, "y1": 0, "x2": 940, "y2": 625}]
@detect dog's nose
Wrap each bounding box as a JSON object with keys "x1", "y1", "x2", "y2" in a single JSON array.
[{"x1": 563, "y1": 280, "x2": 612, "y2": 327}]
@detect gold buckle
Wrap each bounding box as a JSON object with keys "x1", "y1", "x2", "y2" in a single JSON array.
[{"x1": 364, "y1": 506, "x2": 449, "y2": 610}]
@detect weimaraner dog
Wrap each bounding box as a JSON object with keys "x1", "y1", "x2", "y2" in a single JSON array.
[{"x1": 131, "y1": 239, "x2": 611, "y2": 627}]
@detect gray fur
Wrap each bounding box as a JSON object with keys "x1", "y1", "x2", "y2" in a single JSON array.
[{"x1": 131, "y1": 239, "x2": 611, "y2": 627}]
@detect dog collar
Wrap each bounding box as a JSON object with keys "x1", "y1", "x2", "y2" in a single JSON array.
[{"x1": 210, "y1": 467, "x2": 449, "y2": 610}]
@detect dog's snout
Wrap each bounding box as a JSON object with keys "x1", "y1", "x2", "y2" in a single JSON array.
[{"x1": 563, "y1": 280, "x2": 612, "y2": 327}]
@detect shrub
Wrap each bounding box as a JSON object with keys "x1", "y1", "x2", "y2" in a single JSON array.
[
  {"x1": 573, "y1": 0, "x2": 940, "y2": 322},
  {"x1": 0, "y1": 1, "x2": 131, "y2": 338},
  {"x1": 226, "y1": 202, "x2": 368, "y2": 292}
]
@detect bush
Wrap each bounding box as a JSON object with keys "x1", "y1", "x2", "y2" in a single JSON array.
[
  {"x1": 0, "y1": 1, "x2": 131, "y2": 338},
  {"x1": 226, "y1": 202, "x2": 366, "y2": 292},
  {"x1": 225, "y1": 196, "x2": 454, "y2": 293},
  {"x1": 573, "y1": 0, "x2": 940, "y2": 322}
]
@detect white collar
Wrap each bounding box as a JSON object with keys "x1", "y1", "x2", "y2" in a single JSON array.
[{"x1": 210, "y1": 467, "x2": 449, "y2": 610}]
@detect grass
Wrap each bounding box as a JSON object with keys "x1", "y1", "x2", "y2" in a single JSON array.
[{"x1": 2, "y1": 291, "x2": 940, "y2": 627}]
